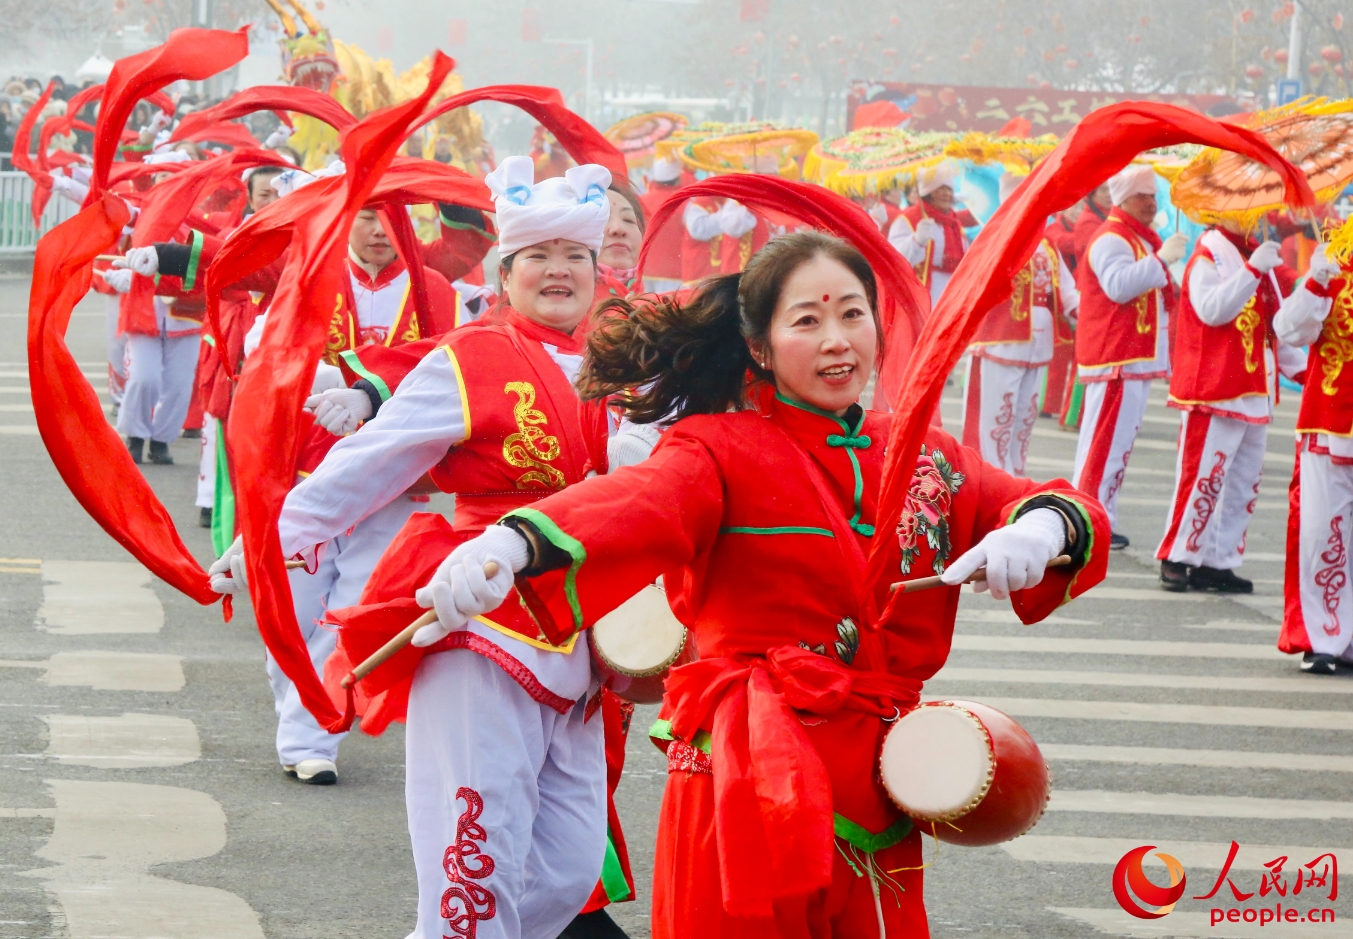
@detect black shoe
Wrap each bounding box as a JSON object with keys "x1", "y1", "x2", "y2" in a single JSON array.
[
  {"x1": 126, "y1": 436, "x2": 144, "y2": 463},
  {"x1": 557, "y1": 909, "x2": 631, "y2": 939},
  {"x1": 148, "y1": 440, "x2": 173, "y2": 465},
  {"x1": 1302, "y1": 652, "x2": 1339, "y2": 675},
  {"x1": 1160, "y1": 560, "x2": 1192, "y2": 592},
  {"x1": 181, "y1": 427, "x2": 202, "y2": 439},
  {"x1": 1189, "y1": 566, "x2": 1253, "y2": 594},
  {"x1": 1110, "y1": 532, "x2": 1130, "y2": 550},
  {"x1": 199, "y1": 507, "x2": 212, "y2": 529}
]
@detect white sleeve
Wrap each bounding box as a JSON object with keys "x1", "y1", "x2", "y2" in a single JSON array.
[
  {"x1": 277, "y1": 348, "x2": 469, "y2": 557},
  {"x1": 242, "y1": 312, "x2": 266, "y2": 358},
  {"x1": 887, "y1": 215, "x2": 927, "y2": 266},
  {"x1": 1276, "y1": 339, "x2": 1309, "y2": 381},
  {"x1": 1056, "y1": 250, "x2": 1080, "y2": 314},
  {"x1": 1088, "y1": 234, "x2": 1169, "y2": 304},
  {"x1": 1273, "y1": 282, "x2": 1333, "y2": 347},
  {"x1": 718, "y1": 200, "x2": 757, "y2": 238},
  {"x1": 1186, "y1": 256, "x2": 1260, "y2": 327},
  {"x1": 683, "y1": 201, "x2": 723, "y2": 242}
]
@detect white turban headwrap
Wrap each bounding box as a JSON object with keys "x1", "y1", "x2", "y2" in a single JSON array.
[
  {"x1": 1108, "y1": 164, "x2": 1157, "y2": 206},
  {"x1": 651, "y1": 156, "x2": 682, "y2": 183},
  {"x1": 917, "y1": 161, "x2": 958, "y2": 198},
  {"x1": 485, "y1": 155, "x2": 612, "y2": 257}
]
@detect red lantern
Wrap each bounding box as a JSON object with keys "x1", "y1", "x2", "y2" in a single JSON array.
[
  {"x1": 1337, "y1": 64, "x2": 1347, "y2": 78},
  {"x1": 889, "y1": 14, "x2": 900, "y2": 26},
  {"x1": 1261, "y1": 46, "x2": 1273, "y2": 60},
  {"x1": 1274, "y1": 48, "x2": 1289, "y2": 64},
  {"x1": 1026, "y1": 74, "x2": 1038, "y2": 85},
  {"x1": 1310, "y1": 61, "x2": 1325, "y2": 76},
  {"x1": 1065, "y1": 59, "x2": 1080, "y2": 69},
  {"x1": 1140, "y1": 15, "x2": 1150, "y2": 25},
  {"x1": 883, "y1": 47, "x2": 897, "y2": 57},
  {"x1": 1336, "y1": 13, "x2": 1345, "y2": 31},
  {"x1": 1239, "y1": 8, "x2": 1255, "y2": 24},
  {"x1": 1322, "y1": 45, "x2": 1343, "y2": 64},
  {"x1": 1245, "y1": 64, "x2": 1265, "y2": 79},
  {"x1": 1042, "y1": 50, "x2": 1056, "y2": 62},
  {"x1": 960, "y1": 54, "x2": 971, "y2": 62},
  {"x1": 1054, "y1": 43, "x2": 1068, "y2": 54},
  {"x1": 1023, "y1": 26, "x2": 1035, "y2": 37}
]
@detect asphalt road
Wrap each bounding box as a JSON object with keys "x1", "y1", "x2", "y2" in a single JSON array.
[{"x1": 0, "y1": 272, "x2": 1349, "y2": 938}]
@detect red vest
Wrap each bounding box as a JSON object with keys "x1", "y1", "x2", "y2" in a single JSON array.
[
  {"x1": 973, "y1": 241, "x2": 1066, "y2": 346},
  {"x1": 680, "y1": 198, "x2": 769, "y2": 285},
  {"x1": 321, "y1": 258, "x2": 459, "y2": 365},
  {"x1": 639, "y1": 181, "x2": 686, "y2": 280},
  {"x1": 900, "y1": 202, "x2": 976, "y2": 286},
  {"x1": 1074, "y1": 212, "x2": 1167, "y2": 370},
  {"x1": 1297, "y1": 277, "x2": 1353, "y2": 436},
  {"x1": 1169, "y1": 239, "x2": 1280, "y2": 406}
]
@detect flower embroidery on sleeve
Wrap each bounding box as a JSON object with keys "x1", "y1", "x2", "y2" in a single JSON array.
[{"x1": 896, "y1": 445, "x2": 966, "y2": 576}]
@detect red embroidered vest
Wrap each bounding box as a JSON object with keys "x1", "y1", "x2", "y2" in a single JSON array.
[
  {"x1": 900, "y1": 202, "x2": 974, "y2": 286},
  {"x1": 322, "y1": 260, "x2": 428, "y2": 365},
  {"x1": 1169, "y1": 243, "x2": 1278, "y2": 406},
  {"x1": 973, "y1": 241, "x2": 1063, "y2": 346},
  {"x1": 1074, "y1": 215, "x2": 1166, "y2": 369},
  {"x1": 1298, "y1": 277, "x2": 1353, "y2": 436}
]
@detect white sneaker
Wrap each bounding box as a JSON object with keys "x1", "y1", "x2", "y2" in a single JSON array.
[{"x1": 283, "y1": 758, "x2": 337, "y2": 785}]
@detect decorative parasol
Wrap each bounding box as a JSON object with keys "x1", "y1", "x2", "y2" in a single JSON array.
[
  {"x1": 803, "y1": 127, "x2": 950, "y2": 195},
  {"x1": 1171, "y1": 97, "x2": 1353, "y2": 227},
  {"x1": 941, "y1": 132, "x2": 1059, "y2": 174},
  {"x1": 677, "y1": 122, "x2": 819, "y2": 179},
  {"x1": 604, "y1": 111, "x2": 689, "y2": 167}
]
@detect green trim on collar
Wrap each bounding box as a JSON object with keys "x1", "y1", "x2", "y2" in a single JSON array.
[
  {"x1": 720, "y1": 525, "x2": 835, "y2": 538},
  {"x1": 183, "y1": 229, "x2": 205, "y2": 292},
  {"x1": 834, "y1": 813, "x2": 913, "y2": 854},
  {"x1": 774, "y1": 392, "x2": 874, "y2": 536},
  {"x1": 338, "y1": 349, "x2": 393, "y2": 402},
  {"x1": 502, "y1": 507, "x2": 587, "y2": 636}
]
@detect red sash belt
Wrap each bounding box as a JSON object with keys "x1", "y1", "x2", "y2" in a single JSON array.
[{"x1": 663, "y1": 644, "x2": 921, "y2": 918}]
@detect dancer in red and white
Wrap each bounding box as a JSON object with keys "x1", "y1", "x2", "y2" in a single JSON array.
[
  {"x1": 1071, "y1": 165, "x2": 1188, "y2": 549},
  {"x1": 964, "y1": 172, "x2": 1079, "y2": 475},
  {"x1": 681, "y1": 194, "x2": 767, "y2": 285},
  {"x1": 887, "y1": 161, "x2": 978, "y2": 305},
  {"x1": 1273, "y1": 242, "x2": 1353, "y2": 674},
  {"x1": 1156, "y1": 222, "x2": 1296, "y2": 593}
]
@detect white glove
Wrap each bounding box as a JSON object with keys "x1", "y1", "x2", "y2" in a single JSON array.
[
  {"x1": 411, "y1": 526, "x2": 530, "y2": 647},
  {"x1": 1248, "y1": 240, "x2": 1282, "y2": 274},
  {"x1": 113, "y1": 245, "x2": 159, "y2": 276},
  {"x1": 311, "y1": 361, "x2": 345, "y2": 394},
  {"x1": 1308, "y1": 243, "x2": 1340, "y2": 287},
  {"x1": 716, "y1": 199, "x2": 757, "y2": 238},
  {"x1": 303, "y1": 387, "x2": 372, "y2": 436},
  {"x1": 99, "y1": 268, "x2": 133, "y2": 294},
  {"x1": 264, "y1": 126, "x2": 293, "y2": 149},
  {"x1": 912, "y1": 217, "x2": 940, "y2": 246},
  {"x1": 142, "y1": 110, "x2": 173, "y2": 135},
  {"x1": 49, "y1": 174, "x2": 89, "y2": 204},
  {"x1": 207, "y1": 535, "x2": 248, "y2": 595},
  {"x1": 1156, "y1": 232, "x2": 1188, "y2": 265},
  {"x1": 940, "y1": 508, "x2": 1067, "y2": 601},
  {"x1": 607, "y1": 420, "x2": 664, "y2": 469}
]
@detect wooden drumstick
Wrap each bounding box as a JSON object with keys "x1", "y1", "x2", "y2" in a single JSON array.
[
  {"x1": 95, "y1": 254, "x2": 124, "y2": 262},
  {"x1": 341, "y1": 560, "x2": 499, "y2": 689},
  {"x1": 889, "y1": 554, "x2": 1072, "y2": 593}
]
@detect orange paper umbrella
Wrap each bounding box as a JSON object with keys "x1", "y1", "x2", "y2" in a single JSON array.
[
  {"x1": 604, "y1": 111, "x2": 689, "y2": 166},
  {"x1": 942, "y1": 131, "x2": 1060, "y2": 173},
  {"x1": 1171, "y1": 97, "x2": 1353, "y2": 226},
  {"x1": 679, "y1": 123, "x2": 819, "y2": 179}
]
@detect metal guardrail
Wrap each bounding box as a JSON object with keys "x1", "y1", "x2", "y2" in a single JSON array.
[{"x1": 0, "y1": 171, "x2": 81, "y2": 255}]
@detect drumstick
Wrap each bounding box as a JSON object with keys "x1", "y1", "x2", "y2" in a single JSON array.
[
  {"x1": 889, "y1": 554, "x2": 1072, "y2": 593},
  {"x1": 341, "y1": 560, "x2": 499, "y2": 689},
  {"x1": 95, "y1": 254, "x2": 123, "y2": 262}
]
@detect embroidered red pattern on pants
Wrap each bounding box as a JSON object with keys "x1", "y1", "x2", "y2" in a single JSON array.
[
  {"x1": 989, "y1": 391, "x2": 1015, "y2": 467},
  {"x1": 1013, "y1": 390, "x2": 1038, "y2": 473},
  {"x1": 1314, "y1": 516, "x2": 1347, "y2": 638},
  {"x1": 1185, "y1": 451, "x2": 1228, "y2": 553},
  {"x1": 441, "y1": 787, "x2": 497, "y2": 938}
]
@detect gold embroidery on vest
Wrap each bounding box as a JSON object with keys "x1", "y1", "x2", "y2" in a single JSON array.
[
  {"x1": 322, "y1": 292, "x2": 347, "y2": 364},
  {"x1": 1234, "y1": 295, "x2": 1261, "y2": 374},
  {"x1": 1318, "y1": 281, "x2": 1353, "y2": 396},
  {"x1": 1011, "y1": 266, "x2": 1032, "y2": 321},
  {"x1": 739, "y1": 231, "x2": 754, "y2": 269},
  {"x1": 1117, "y1": 226, "x2": 1155, "y2": 335},
  {"x1": 400, "y1": 308, "x2": 420, "y2": 344},
  {"x1": 502, "y1": 382, "x2": 567, "y2": 490},
  {"x1": 708, "y1": 233, "x2": 723, "y2": 269}
]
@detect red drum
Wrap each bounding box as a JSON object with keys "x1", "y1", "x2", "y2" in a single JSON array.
[
  {"x1": 878, "y1": 699, "x2": 1050, "y2": 847},
  {"x1": 590, "y1": 584, "x2": 694, "y2": 704}
]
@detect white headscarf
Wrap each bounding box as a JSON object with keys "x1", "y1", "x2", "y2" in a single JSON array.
[
  {"x1": 1108, "y1": 165, "x2": 1157, "y2": 206},
  {"x1": 917, "y1": 161, "x2": 958, "y2": 198},
  {"x1": 485, "y1": 155, "x2": 612, "y2": 257}
]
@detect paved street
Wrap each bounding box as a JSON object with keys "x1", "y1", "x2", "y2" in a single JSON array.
[{"x1": 0, "y1": 271, "x2": 1350, "y2": 938}]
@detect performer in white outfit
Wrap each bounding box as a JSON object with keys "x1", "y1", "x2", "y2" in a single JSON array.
[
  {"x1": 887, "y1": 161, "x2": 979, "y2": 305},
  {"x1": 1070, "y1": 165, "x2": 1188, "y2": 548},
  {"x1": 1273, "y1": 242, "x2": 1353, "y2": 674}
]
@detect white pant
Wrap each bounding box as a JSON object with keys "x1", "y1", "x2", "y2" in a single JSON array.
[
  {"x1": 115, "y1": 329, "x2": 200, "y2": 443},
  {"x1": 405, "y1": 649, "x2": 605, "y2": 939},
  {"x1": 1072, "y1": 378, "x2": 1152, "y2": 528},
  {"x1": 1156, "y1": 411, "x2": 1266, "y2": 570},
  {"x1": 105, "y1": 294, "x2": 127, "y2": 407},
  {"x1": 1296, "y1": 449, "x2": 1353, "y2": 658},
  {"x1": 264, "y1": 495, "x2": 422, "y2": 765},
  {"x1": 965, "y1": 356, "x2": 1044, "y2": 476},
  {"x1": 196, "y1": 414, "x2": 217, "y2": 510}
]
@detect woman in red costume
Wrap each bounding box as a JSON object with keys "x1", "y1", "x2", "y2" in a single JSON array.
[{"x1": 411, "y1": 230, "x2": 1111, "y2": 937}]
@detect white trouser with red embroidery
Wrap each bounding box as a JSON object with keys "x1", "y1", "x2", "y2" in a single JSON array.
[
  {"x1": 105, "y1": 293, "x2": 127, "y2": 407},
  {"x1": 404, "y1": 646, "x2": 605, "y2": 939},
  {"x1": 1072, "y1": 378, "x2": 1153, "y2": 528},
  {"x1": 1295, "y1": 447, "x2": 1353, "y2": 658},
  {"x1": 196, "y1": 413, "x2": 216, "y2": 510},
  {"x1": 1155, "y1": 411, "x2": 1266, "y2": 570},
  {"x1": 265, "y1": 494, "x2": 423, "y2": 766},
  {"x1": 964, "y1": 356, "x2": 1044, "y2": 476}
]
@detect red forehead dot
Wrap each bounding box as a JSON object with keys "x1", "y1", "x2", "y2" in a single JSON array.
[{"x1": 822, "y1": 294, "x2": 830, "y2": 302}]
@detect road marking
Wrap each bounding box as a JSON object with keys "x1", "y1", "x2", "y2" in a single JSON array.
[
  {"x1": 954, "y1": 609, "x2": 1098, "y2": 625},
  {"x1": 43, "y1": 714, "x2": 200, "y2": 767},
  {"x1": 950, "y1": 635, "x2": 1292, "y2": 660},
  {"x1": 1037, "y1": 744, "x2": 1353, "y2": 773},
  {"x1": 0, "y1": 652, "x2": 184, "y2": 691},
  {"x1": 925, "y1": 696, "x2": 1353, "y2": 731},
  {"x1": 21, "y1": 780, "x2": 266, "y2": 939},
  {"x1": 0, "y1": 807, "x2": 55, "y2": 818},
  {"x1": 1050, "y1": 907, "x2": 1350, "y2": 938},
  {"x1": 928, "y1": 667, "x2": 1349, "y2": 694},
  {"x1": 1074, "y1": 585, "x2": 1213, "y2": 601},
  {"x1": 1049, "y1": 789, "x2": 1353, "y2": 819},
  {"x1": 1008, "y1": 835, "x2": 1345, "y2": 868},
  {"x1": 38, "y1": 560, "x2": 164, "y2": 635},
  {"x1": 0, "y1": 427, "x2": 40, "y2": 435}
]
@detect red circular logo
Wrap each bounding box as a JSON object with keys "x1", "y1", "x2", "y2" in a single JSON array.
[{"x1": 1113, "y1": 845, "x2": 1188, "y2": 919}]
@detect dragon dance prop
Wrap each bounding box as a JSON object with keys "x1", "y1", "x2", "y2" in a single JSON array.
[
  {"x1": 677, "y1": 123, "x2": 819, "y2": 179},
  {"x1": 604, "y1": 111, "x2": 689, "y2": 168},
  {"x1": 804, "y1": 126, "x2": 951, "y2": 195}
]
